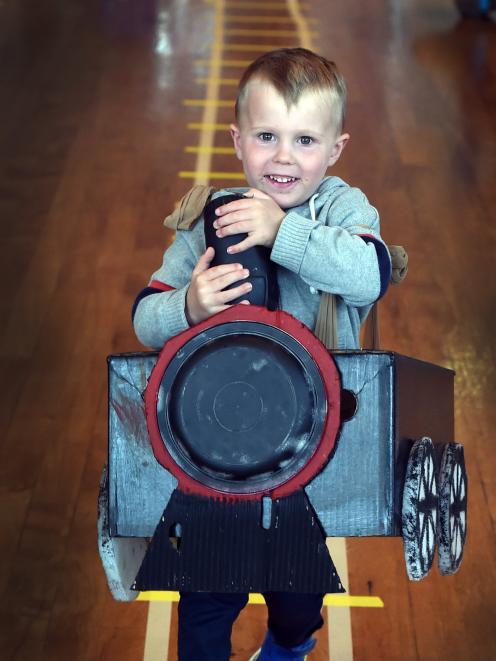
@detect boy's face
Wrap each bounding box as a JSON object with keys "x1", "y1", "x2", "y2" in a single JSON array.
[{"x1": 231, "y1": 81, "x2": 349, "y2": 209}]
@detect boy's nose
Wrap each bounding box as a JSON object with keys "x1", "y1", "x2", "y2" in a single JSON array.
[{"x1": 273, "y1": 142, "x2": 294, "y2": 164}]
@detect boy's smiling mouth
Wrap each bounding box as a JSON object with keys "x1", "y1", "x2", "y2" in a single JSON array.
[{"x1": 264, "y1": 174, "x2": 299, "y2": 186}]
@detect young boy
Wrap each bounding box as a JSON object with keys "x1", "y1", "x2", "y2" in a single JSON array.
[{"x1": 133, "y1": 48, "x2": 391, "y2": 661}]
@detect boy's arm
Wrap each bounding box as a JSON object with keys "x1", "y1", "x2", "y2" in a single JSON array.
[
  {"x1": 132, "y1": 231, "x2": 197, "y2": 349},
  {"x1": 132, "y1": 226, "x2": 252, "y2": 349},
  {"x1": 271, "y1": 187, "x2": 391, "y2": 308}
]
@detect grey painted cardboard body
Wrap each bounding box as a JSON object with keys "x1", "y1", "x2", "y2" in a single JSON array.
[{"x1": 108, "y1": 351, "x2": 454, "y2": 538}]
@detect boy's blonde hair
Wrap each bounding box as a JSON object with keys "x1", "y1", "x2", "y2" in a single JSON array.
[{"x1": 235, "y1": 48, "x2": 347, "y2": 133}]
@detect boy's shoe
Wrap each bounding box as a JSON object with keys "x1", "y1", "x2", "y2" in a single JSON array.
[{"x1": 248, "y1": 631, "x2": 316, "y2": 660}]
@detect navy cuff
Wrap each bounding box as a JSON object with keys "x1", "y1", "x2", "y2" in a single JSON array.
[
  {"x1": 358, "y1": 236, "x2": 391, "y2": 300},
  {"x1": 131, "y1": 286, "x2": 165, "y2": 322}
]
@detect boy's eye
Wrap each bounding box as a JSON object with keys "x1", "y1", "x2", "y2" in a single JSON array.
[
  {"x1": 299, "y1": 136, "x2": 314, "y2": 145},
  {"x1": 259, "y1": 132, "x2": 275, "y2": 142}
]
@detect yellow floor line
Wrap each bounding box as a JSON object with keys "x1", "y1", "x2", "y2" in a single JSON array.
[
  {"x1": 194, "y1": 58, "x2": 253, "y2": 67},
  {"x1": 187, "y1": 122, "x2": 231, "y2": 130},
  {"x1": 143, "y1": 601, "x2": 172, "y2": 661},
  {"x1": 138, "y1": 591, "x2": 383, "y2": 608},
  {"x1": 183, "y1": 99, "x2": 234, "y2": 107},
  {"x1": 327, "y1": 538, "x2": 354, "y2": 661},
  {"x1": 325, "y1": 595, "x2": 382, "y2": 608},
  {"x1": 223, "y1": 43, "x2": 288, "y2": 52},
  {"x1": 225, "y1": 1, "x2": 310, "y2": 8},
  {"x1": 287, "y1": 0, "x2": 314, "y2": 49},
  {"x1": 224, "y1": 15, "x2": 317, "y2": 23},
  {"x1": 185, "y1": 146, "x2": 236, "y2": 154},
  {"x1": 196, "y1": 77, "x2": 239, "y2": 85},
  {"x1": 224, "y1": 27, "x2": 316, "y2": 36},
  {"x1": 193, "y1": 0, "x2": 226, "y2": 186}
]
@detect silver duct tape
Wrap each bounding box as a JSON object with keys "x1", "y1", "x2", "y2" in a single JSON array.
[
  {"x1": 108, "y1": 353, "x2": 177, "y2": 537},
  {"x1": 306, "y1": 352, "x2": 394, "y2": 536}
]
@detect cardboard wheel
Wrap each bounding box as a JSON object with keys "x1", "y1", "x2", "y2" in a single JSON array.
[
  {"x1": 145, "y1": 306, "x2": 341, "y2": 498},
  {"x1": 437, "y1": 443, "x2": 467, "y2": 575},
  {"x1": 402, "y1": 437, "x2": 438, "y2": 581},
  {"x1": 97, "y1": 464, "x2": 148, "y2": 601}
]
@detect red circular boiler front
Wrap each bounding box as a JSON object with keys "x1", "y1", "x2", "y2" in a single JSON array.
[{"x1": 145, "y1": 305, "x2": 341, "y2": 500}]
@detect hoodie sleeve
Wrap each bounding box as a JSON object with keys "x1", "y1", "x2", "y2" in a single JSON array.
[
  {"x1": 270, "y1": 185, "x2": 391, "y2": 307},
  {"x1": 132, "y1": 230, "x2": 201, "y2": 349}
]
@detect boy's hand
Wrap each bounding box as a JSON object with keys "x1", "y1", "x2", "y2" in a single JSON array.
[
  {"x1": 213, "y1": 189, "x2": 286, "y2": 254},
  {"x1": 185, "y1": 247, "x2": 252, "y2": 325}
]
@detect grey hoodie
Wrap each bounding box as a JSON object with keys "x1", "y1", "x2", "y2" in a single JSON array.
[{"x1": 133, "y1": 176, "x2": 391, "y2": 350}]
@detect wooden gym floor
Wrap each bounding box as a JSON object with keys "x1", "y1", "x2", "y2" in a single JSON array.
[{"x1": 0, "y1": 0, "x2": 495, "y2": 659}]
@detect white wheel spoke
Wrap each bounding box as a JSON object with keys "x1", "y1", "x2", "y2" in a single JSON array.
[
  {"x1": 437, "y1": 445, "x2": 467, "y2": 575},
  {"x1": 428, "y1": 517, "x2": 435, "y2": 552},
  {"x1": 422, "y1": 528, "x2": 428, "y2": 558},
  {"x1": 419, "y1": 479, "x2": 426, "y2": 501},
  {"x1": 454, "y1": 525, "x2": 461, "y2": 559}
]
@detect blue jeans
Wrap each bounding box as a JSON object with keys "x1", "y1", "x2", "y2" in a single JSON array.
[{"x1": 178, "y1": 592, "x2": 324, "y2": 661}]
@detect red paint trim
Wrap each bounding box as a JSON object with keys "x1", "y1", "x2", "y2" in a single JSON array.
[
  {"x1": 145, "y1": 305, "x2": 341, "y2": 501},
  {"x1": 149, "y1": 279, "x2": 175, "y2": 291}
]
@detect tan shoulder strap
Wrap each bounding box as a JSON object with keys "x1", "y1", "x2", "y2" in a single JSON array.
[
  {"x1": 314, "y1": 292, "x2": 338, "y2": 351},
  {"x1": 362, "y1": 304, "x2": 380, "y2": 350},
  {"x1": 314, "y1": 244, "x2": 409, "y2": 350},
  {"x1": 163, "y1": 185, "x2": 216, "y2": 231}
]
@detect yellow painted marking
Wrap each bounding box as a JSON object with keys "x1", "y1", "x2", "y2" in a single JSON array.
[
  {"x1": 187, "y1": 122, "x2": 231, "y2": 130},
  {"x1": 183, "y1": 99, "x2": 234, "y2": 107},
  {"x1": 192, "y1": 0, "x2": 227, "y2": 186},
  {"x1": 287, "y1": 0, "x2": 314, "y2": 49},
  {"x1": 327, "y1": 538, "x2": 354, "y2": 660},
  {"x1": 225, "y1": 1, "x2": 310, "y2": 8},
  {"x1": 195, "y1": 58, "x2": 253, "y2": 67},
  {"x1": 223, "y1": 44, "x2": 288, "y2": 52},
  {"x1": 185, "y1": 146, "x2": 236, "y2": 154},
  {"x1": 138, "y1": 591, "x2": 179, "y2": 601},
  {"x1": 196, "y1": 77, "x2": 239, "y2": 86},
  {"x1": 137, "y1": 591, "x2": 383, "y2": 607},
  {"x1": 326, "y1": 595, "x2": 383, "y2": 608},
  {"x1": 143, "y1": 601, "x2": 171, "y2": 661},
  {"x1": 249, "y1": 593, "x2": 383, "y2": 608},
  {"x1": 180, "y1": 171, "x2": 246, "y2": 180},
  {"x1": 224, "y1": 15, "x2": 317, "y2": 23},
  {"x1": 224, "y1": 27, "x2": 316, "y2": 36}
]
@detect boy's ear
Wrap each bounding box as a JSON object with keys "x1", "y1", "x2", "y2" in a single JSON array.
[
  {"x1": 328, "y1": 132, "x2": 350, "y2": 167},
  {"x1": 230, "y1": 123, "x2": 243, "y2": 161}
]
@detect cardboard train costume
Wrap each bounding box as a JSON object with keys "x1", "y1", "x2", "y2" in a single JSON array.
[{"x1": 98, "y1": 189, "x2": 467, "y2": 601}]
